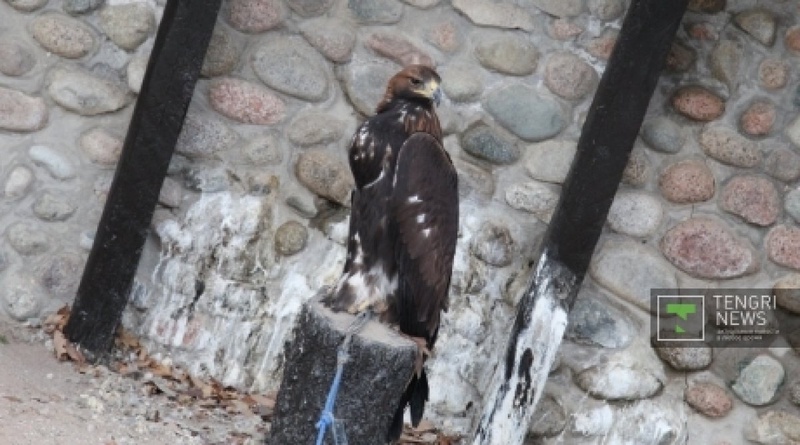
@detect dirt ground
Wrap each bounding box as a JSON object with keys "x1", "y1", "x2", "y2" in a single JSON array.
[{"x1": 0, "y1": 317, "x2": 267, "y2": 445}]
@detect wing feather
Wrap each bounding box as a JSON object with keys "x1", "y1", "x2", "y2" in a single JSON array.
[{"x1": 390, "y1": 133, "x2": 458, "y2": 343}]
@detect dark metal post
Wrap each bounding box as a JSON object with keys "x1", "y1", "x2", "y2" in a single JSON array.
[
  {"x1": 64, "y1": 0, "x2": 222, "y2": 357},
  {"x1": 472, "y1": 1, "x2": 689, "y2": 443}
]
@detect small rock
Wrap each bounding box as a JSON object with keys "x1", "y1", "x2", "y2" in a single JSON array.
[
  {"x1": 607, "y1": 191, "x2": 663, "y2": 237},
  {"x1": 549, "y1": 19, "x2": 584, "y2": 40},
  {"x1": 524, "y1": 139, "x2": 576, "y2": 184},
  {"x1": 700, "y1": 125, "x2": 761, "y2": 168},
  {"x1": 686, "y1": 22, "x2": 718, "y2": 41},
  {"x1": 530, "y1": 0, "x2": 583, "y2": 17},
  {"x1": 298, "y1": 17, "x2": 356, "y2": 63},
  {"x1": 474, "y1": 31, "x2": 538, "y2": 76},
  {"x1": 127, "y1": 55, "x2": 147, "y2": 94},
  {"x1": 451, "y1": 0, "x2": 533, "y2": 30},
  {"x1": 4, "y1": 166, "x2": 34, "y2": 199},
  {"x1": 484, "y1": 84, "x2": 566, "y2": 142},
  {"x1": 80, "y1": 128, "x2": 122, "y2": 166},
  {"x1": 505, "y1": 181, "x2": 559, "y2": 218},
  {"x1": 295, "y1": 150, "x2": 353, "y2": 206},
  {"x1": 252, "y1": 36, "x2": 330, "y2": 102},
  {"x1": 227, "y1": 0, "x2": 286, "y2": 33},
  {"x1": 786, "y1": 116, "x2": 800, "y2": 149},
  {"x1": 758, "y1": 58, "x2": 789, "y2": 90},
  {"x1": 6, "y1": 222, "x2": 49, "y2": 255},
  {"x1": 588, "y1": 0, "x2": 624, "y2": 20},
  {"x1": 347, "y1": 0, "x2": 403, "y2": 24},
  {"x1": 710, "y1": 40, "x2": 742, "y2": 91},
  {"x1": 720, "y1": 175, "x2": 779, "y2": 226},
  {"x1": 401, "y1": 0, "x2": 439, "y2": 8},
  {"x1": 659, "y1": 159, "x2": 715, "y2": 204},
  {"x1": 341, "y1": 61, "x2": 396, "y2": 116},
  {"x1": 622, "y1": 150, "x2": 650, "y2": 186},
  {"x1": 63, "y1": 0, "x2": 103, "y2": 14},
  {"x1": 740, "y1": 100, "x2": 775, "y2": 136},
  {"x1": 201, "y1": 27, "x2": 239, "y2": 78},
  {"x1": 441, "y1": 65, "x2": 482, "y2": 102},
  {"x1": 158, "y1": 177, "x2": 182, "y2": 208},
  {"x1": 764, "y1": 146, "x2": 800, "y2": 183},
  {"x1": 590, "y1": 238, "x2": 677, "y2": 311},
  {"x1": 176, "y1": 112, "x2": 238, "y2": 159},
  {"x1": 240, "y1": 134, "x2": 283, "y2": 165},
  {"x1": 367, "y1": 32, "x2": 433, "y2": 67},
  {"x1": 666, "y1": 41, "x2": 696, "y2": 72},
  {"x1": 0, "y1": 39, "x2": 35, "y2": 76},
  {"x1": 745, "y1": 411, "x2": 800, "y2": 445},
  {"x1": 275, "y1": 221, "x2": 308, "y2": 256},
  {"x1": 1, "y1": 271, "x2": 44, "y2": 321},
  {"x1": 785, "y1": 189, "x2": 800, "y2": 222},
  {"x1": 529, "y1": 395, "x2": 567, "y2": 438},
  {"x1": 566, "y1": 291, "x2": 635, "y2": 348},
  {"x1": 684, "y1": 382, "x2": 733, "y2": 418},
  {"x1": 286, "y1": 0, "x2": 334, "y2": 16},
  {"x1": 661, "y1": 217, "x2": 758, "y2": 279},
  {"x1": 671, "y1": 86, "x2": 724, "y2": 121},
  {"x1": 732, "y1": 355, "x2": 784, "y2": 406},
  {"x1": 427, "y1": 21, "x2": 461, "y2": 53},
  {"x1": 48, "y1": 66, "x2": 131, "y2": 116},
  {"x1": 99, "y1": 3, "x2": 154, "y2": 51},
  {"x1": 543, "y1": 52, "x2": 597, "y2": 100},
  {"x1": 461, "y1": 122, "x2": 519, "y2": 165},
  {"x1": 287, "y1": 111, "x2": 345, "y2": 147},
  {"x1": 208, "y1": 77, "x2": 285, "y2": 125},
  {"x1": 183, "y1": 166, "x2": 230, "y2": 193},
  {"x1": 773, "y1": 274, "x2": 800, "y2": 314},
  {"x1": 31, "y1": 13, "x2": 95, "y2": 58},
  {"x1": 0, "y1": 87, "x2": 48, "y2": 132},
  {"x1": 766, "y1": 225, "x2": 800, "y2": 271},
  {"x1": 790, "y1": 381, "x2": 800, "y2": 406},
  {"x1": 37, "y1": 253, "x2": 83, "y2": 299},
  {"x1": 453, "y1": 157, "x2": 494, "y2": 198},
  {"x1": 641, "y1": 116, "x2": 684, "y2": 154},
  {"x1": 29, "y1": 145, "x2": 75, "y2": 180},
  {"x1": 734, "y1": 9, "x2": 776, "y2": 47},
  {"x1": 33, "y1": 191, "x2": 76, "y2": 221},
  {"x1": 688, "y1": 0, "x2": 725, "y2": 14},
  {"x1": 786, "y1": 25, "x2": 800, "y2": 55},
  {"x1": 586, "y1": 33, "x2": 617, "y2": 60},
  {"x1": 6, "y1": 0, "x2": 47, "y2": 11},
  {"x1": 655, "y1": 346, "x2": 712, "y2": 371},
  {"x1": 470, "y1": 222, "x2": 514, "y2": 267},
  {"x1": 576, "y1": 359, "x2": 662, "y2": 401}
]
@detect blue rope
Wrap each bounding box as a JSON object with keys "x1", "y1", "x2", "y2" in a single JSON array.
[
  {"x1": 315, "y1": 311, "x2": 372, "y2": 445},
  {"x1": 315, "y1": 349, "x2": 349, "y2": 445}
]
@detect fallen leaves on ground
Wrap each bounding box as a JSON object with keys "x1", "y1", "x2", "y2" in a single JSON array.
[
  {"x1": 401, "y1": 420, "x2": 463, "y2": 444},
  {"x1": 43, "y1": 306, "x2": 276, "y2": 423},
  {"x1": 42, "y1": 305, "x2": 460, "y2": 444}
]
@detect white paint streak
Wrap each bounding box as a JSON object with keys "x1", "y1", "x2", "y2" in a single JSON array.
[{"x1": 471, "y1": 253, "x2": 572, "y2": 445}]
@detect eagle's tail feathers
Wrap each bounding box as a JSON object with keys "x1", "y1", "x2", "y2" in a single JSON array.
[{"x1": 386, "y1": 371, "x2": 429, "y2": 443}]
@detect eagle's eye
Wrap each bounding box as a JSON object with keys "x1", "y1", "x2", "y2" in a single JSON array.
[{"x1": 410, "y1": 77, "x2": 423, "y2": 86}]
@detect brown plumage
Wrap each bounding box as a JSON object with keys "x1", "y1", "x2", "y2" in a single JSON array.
[{"x1": 324, "y1": 65, "x2": 458, "y2": 442}]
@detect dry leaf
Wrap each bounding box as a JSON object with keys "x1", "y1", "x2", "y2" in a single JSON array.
[{"x1": 53, "y1": 330, "x2": 69, "y2": 360}]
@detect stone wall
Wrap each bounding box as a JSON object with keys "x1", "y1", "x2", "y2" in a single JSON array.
[{"x1": 1, "y1": 0, "x2": 800, "y2": 442}]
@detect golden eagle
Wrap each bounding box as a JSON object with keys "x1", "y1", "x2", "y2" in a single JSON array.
[{"x1": 325, "y1": 64, "x2": 458, "y2": 441}]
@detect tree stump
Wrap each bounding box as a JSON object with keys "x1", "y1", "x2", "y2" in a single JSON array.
[{"x1": 268, "y1": 297, "x2": 417, "y2": 445}]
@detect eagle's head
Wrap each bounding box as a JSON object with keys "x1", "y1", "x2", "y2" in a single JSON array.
[{"x1": 382, "y1": 65, "x2": 442, "y2": 109}]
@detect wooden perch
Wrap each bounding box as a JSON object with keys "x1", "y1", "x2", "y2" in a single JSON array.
[
  {"x1": 269, "y1": 298, "x2": 418, "y2": 445},
  {"x1": 471, "y1": 1, "x2": 689, "y2": 444}
]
